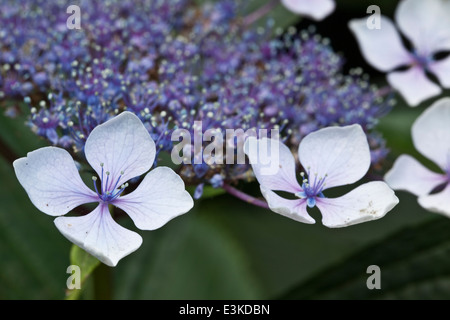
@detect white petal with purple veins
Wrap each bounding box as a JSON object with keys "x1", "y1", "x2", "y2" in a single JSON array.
[
  {"x1": 85, "y1": 112, "x2": 156, "y2": 190},
  {"x1": 418, "y1": 184, "x2": 450, "y2": 217},
  {"x1": 348, "y1": 16, "x2": 412, "y2": 72},
  {"x1": 298, "y1": 124, "x2": 370, "y2": 190},
  {"x1": 412, "y1": 98, "x2": 450, "y2": 170},
  {"x1": 316, "y1": 181, "x2": 399, "y2": 228},
  {"x1": 396, "y1": 0, "x2": 450, "y2": 55},
  {"x1": 54, "y1": 204, "x2": 143, "y2": 267},
  {"x1": 384, "y1": 154, "x2": 447, "y2": 197},
  {"x1": 281, "y1": 0, "x2": 335, "y2": 21},
  {"x1": 387, "y1": 67, "x2": 442, "y2": 107},
  {"x1": 429, "y1": 56, "x2": 450, "y2": 89},
  {"x1": 244, "y1": 137, "x2": 302, "y2": 193},
  {"x1": 13, "y1": 147, "x2": 97, "y2": 216},
  {"x1": 114, "y1": 167, "x2": 193, "y2": 230},
  {"x1": 260, "y1": 186, "x2": 315, "y2": 224}
]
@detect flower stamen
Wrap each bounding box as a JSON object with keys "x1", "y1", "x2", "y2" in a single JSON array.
[
  {"x1": 296, "y1": 169, "x2": 327, "y2": 208},
  {"x1": 93, "y1": 164, "x2": 127, "y2": 203}
]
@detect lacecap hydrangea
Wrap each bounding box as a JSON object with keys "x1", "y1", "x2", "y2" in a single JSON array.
[{"x1": 1, "y1": 0, "x2": 394, "y2": 200}]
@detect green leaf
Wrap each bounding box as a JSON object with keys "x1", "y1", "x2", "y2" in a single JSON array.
[
  {"x1": 65, "y1": 245, "x2": 101, "y2": 300},
  {"x1": 113, "y1": 203, "x2": 263, "y2": 299},
  {"x1": 0, "y1": 108, "x2": 74, "y2": 299},
  {"x1": 378, "y1": 100, "x2": 443, "y2": 172},
  {"x1": 111, "y1": 189, "x2": 434, "y2": 300},
  {"x1": 278, "y1": 217, "x2": 450, "y2": 300},
  {"x1": 0, "y1": 106, "x2": 47, "y2": 159},
  {"x1": 242, "y1": 0, "x2": 300, "y2": 29},
  {"x1": 377, "y1": 104, "x2": 422, "y2": 157},
  {"x1": 194, "y1": 0, "x2": 300, "y2": 29},
  {"x1": 198, "y1": 191, "x2": 434, "y2": 298},
  {"x1": 0, "y1": 155, "x2": 70, "y2": 299}
]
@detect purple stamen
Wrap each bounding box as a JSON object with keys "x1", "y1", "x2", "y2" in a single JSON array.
[
  {"x1": 93, "y1": 164, "x2": 127, "y2": 203},
  {"x1": 110, "y1": 171, "x2": 124, "y2": 192},
  {"x1": 411, "y1": 51, "x2": 433, "y2": 70},
  {"x1": 296, "y1": 169, "x2": 328, "y2": 208}
]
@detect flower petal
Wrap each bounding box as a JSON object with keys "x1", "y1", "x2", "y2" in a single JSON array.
[
  {"x1": 84, "y1": 111, "x2": 156, "y2": 190},
  {"x1": 13, "y1": 147, "x2": 97, "y2": 216},
  {"x1": 384, "y1": 154, "x2": 447, "y2": 197},
  {"x1": 298, "y1": 124, "x2": 370, "y2": 190},
  {"x1": 418, "y1": 184, "x2": 450, "y2": 217},
  {"x1": 244, "y1": 137, "x2": 302, "y2": 193},
  {"x1": 114, "y1": 167, "x2": 193, "y2": 230},
  {"x1": 281, "y1": 0, "x2": 335, "y2": 21},
  {"x1": 387, "y1": 66, "x2": 442, "y2": 107},
  {"x1": 396, "y1": 0, "x2": 450, "y2": 55},
  {"x1": 412, "y1": 97, "x2": 450, "y2": 170},
  {"x1": 316, "y1": 181, "x2": 399, "y2": 228},
  {"x1": 348, "y1": 16, "x2": 412, "y2": 72},
  {"x1": 429, "y1": 56, "x2": 450, "y2": 89},
  {"x1": 54, "y1": 204, "x2": 143, "y2": 267},
  {"x1": 260, "y1": 186, "x2": 315, "y2": 224}
]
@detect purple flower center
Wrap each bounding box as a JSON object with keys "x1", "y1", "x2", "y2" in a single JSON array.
[
  {"x1": 446, "y1": 153, "x2": 450, "y2": 182},
  {"x1": 295, "y1": 169, "x2": 327, "y2": 208},
  {"x1": 411, "y1": 51, "x2": 433, "y2": 70},
  {"x1": 92, "y1": 163, "x2": 128, "y2": 203}
]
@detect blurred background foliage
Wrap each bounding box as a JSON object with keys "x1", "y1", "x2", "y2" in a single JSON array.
[{"x1": 1, "y1": 0, "x2": 450, "y2": 300}]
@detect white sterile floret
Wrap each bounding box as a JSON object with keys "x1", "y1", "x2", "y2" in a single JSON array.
[
  {"x1": 385, "y1": 98, "x2": 450, "y2": 217},
  {"x1": 349, "y1": 0, "x2": 450, "y2": 106},
  {"x1": 245, "y1": 124, "x2": 399, "y2": 228},
  {"x1": 14, "y1": 112, "x2": 194, "y2": 266}
]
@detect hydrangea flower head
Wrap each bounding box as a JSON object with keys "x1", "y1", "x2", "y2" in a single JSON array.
[
  {"x1": 244, "y1": 125, "x2": 399, "y2": 227},
  {"x1": 349, "y1": 0, "x2": 450, "y2": 106},
  {"x1": 2, "y1": 0, "x2": 393, "y2": 193},
  {"x1": 385, "y1": 98, "x2": 450, "y2": 216},
  {"x1": 13, "y1": 112, "x2": 194, "y2": 266}
]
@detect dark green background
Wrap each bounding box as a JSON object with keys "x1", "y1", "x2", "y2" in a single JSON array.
[{"x1": 1, "y1": 0, "x2": 450, "y2": 299}]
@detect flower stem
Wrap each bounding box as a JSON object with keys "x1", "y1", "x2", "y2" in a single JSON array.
[
  {"x1": 222, "y1": 183, "x2": 269, "y2": 209},
  {"x1": 93, "y1": 259, "x2": 112, "y2": 300},
  {"x1": 376, "y1": 86, "x2": 393, "y2": 97},
  {"x1": 243, "y1": 0, "x2": 278, "y2": 27}
]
